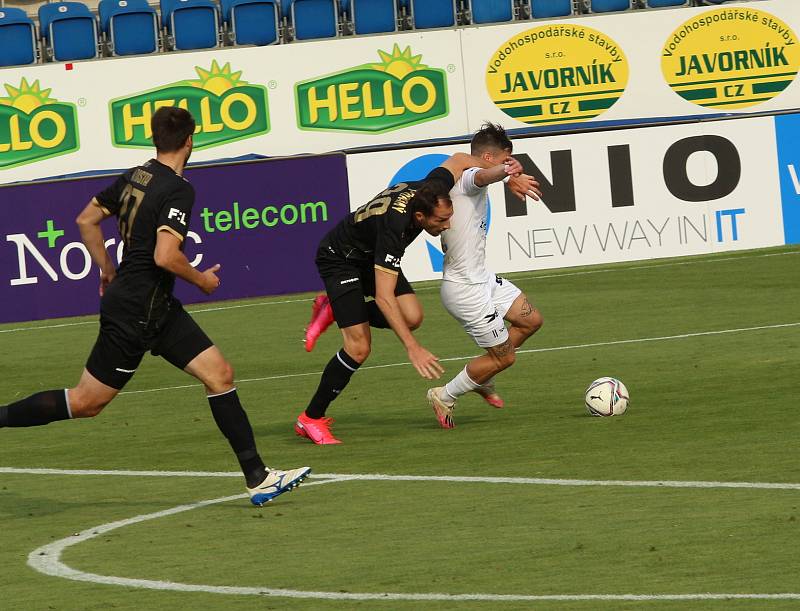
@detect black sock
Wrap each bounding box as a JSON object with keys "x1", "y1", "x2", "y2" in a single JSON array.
[
  {"x1": 366, "y1": 301, "x2": 390, "y2": 329},
  {"x1": 0, "y1": 390, "x2": 71, "y2": 428},
  {"x1": 305, "y1": 349, "x2": 361, "y2": 419},
  {"x1": 208, "y1": 388, "x2": 266, "y2": 488}
]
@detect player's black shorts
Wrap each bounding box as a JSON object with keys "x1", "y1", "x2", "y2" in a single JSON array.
[
  {"x1": 86, "y1": 301, "x2": 213, "y2": 390},
  {"x1": 316, "y1": 242, "x2": 414, "y2": 329}
]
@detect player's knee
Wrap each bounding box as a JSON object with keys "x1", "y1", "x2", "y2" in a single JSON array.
[
  {"x1": 526, "y1": 309, "x2": 543, "y2": 335},
  {"x1": 206, "y1": 361, "x2": 235, "y2": 395},
  {"x1": 406, "y1": 310, "x2": 423, "y2": 331},
  {"x1": 346, "y1": 342, "x2": 371, "y2": 363},
  {"x1": 69, "y1": 392, "x2": 109, "y2": 418}
]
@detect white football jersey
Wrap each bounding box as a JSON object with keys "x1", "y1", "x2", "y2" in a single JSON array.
[{"x1": 441, "y1": 167, "x2": 491, "y2": 284}]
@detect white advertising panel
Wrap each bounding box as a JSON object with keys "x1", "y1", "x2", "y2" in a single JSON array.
[
  {"x1": 346, "y1": 115, "x2": 784, "y2": 282},
  {"x1": 463, "y1": 0, "x2": 799, "y2": 132},
  {"x1": 1, "y1": 0, "x2": 798, "y2": 185},
  {"x1": 0, "y1": 30, "x2": 467, "y2": 183}
]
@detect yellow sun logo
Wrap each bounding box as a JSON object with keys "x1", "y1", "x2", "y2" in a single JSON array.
[
  {"x1": 188, "y1": 60, "x2": 246, "y2": 96},
  {"x1": 370, "y1": 44, "x2": 427, "y2": 79},
  {"x1": 0, "y1": 78, "x2": 56, "y2": 113}
]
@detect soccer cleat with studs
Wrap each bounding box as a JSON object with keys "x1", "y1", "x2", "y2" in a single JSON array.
[
  {"x1": 304, "y1": 295, "x2": 335, "y2": 352},
  {"x1": 427, "y1": 387, "x2": 455, "y2": 429},
  {"x1": 247, "y1": 466, "x2": 312, "y2": 506}
]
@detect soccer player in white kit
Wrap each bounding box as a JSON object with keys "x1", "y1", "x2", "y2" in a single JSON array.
[{"x1": 428, "y1": 123, "x2": 543, "y2": 428}]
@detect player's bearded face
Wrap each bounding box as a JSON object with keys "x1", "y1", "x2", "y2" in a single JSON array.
[{"x1": 417, "y1": 199, "x2": 453, "y2": 236}]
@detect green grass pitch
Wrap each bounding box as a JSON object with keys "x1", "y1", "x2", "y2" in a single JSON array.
[{"x1": 1, "y1": 245, "x2": 799, "y2": 610}]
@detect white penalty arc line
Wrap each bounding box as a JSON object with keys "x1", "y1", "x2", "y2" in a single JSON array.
[
  {"x1": 2, "y1": 249, "x2": 796, "y2": 335},
  {"x1": 24, "y1": 474, "x2": 800, "y2": 603},
  {"x1": 117, "y1": 321, "x2": 800, "y2": 396}
]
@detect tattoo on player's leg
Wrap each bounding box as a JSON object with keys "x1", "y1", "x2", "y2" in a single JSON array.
[
  {"x1": 491, "y1": 339, "x2": 514, "y2": 357},
  {"x1": 520, "y1": 299, "x2": 534, "y2": 317}
]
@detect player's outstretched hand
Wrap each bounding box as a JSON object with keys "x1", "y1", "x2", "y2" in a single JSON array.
[
  {"x1": 199, "y1": 264, "x2": 222, "y2": 295},
  {"x1": 503, "y1": 156, "x2": 524, "y2": 177},
  {"x1": 508, "y1": 174, "x2": 541, "y2": 202},
  {"x1": 408, "y1": 344, "x2": 444, "y2": 380}
]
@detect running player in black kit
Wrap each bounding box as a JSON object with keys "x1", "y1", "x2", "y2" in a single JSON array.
[
  {"x1": 0, "y1": 107, "x2": 310, "y2": 505},
  {"x1": 296, "y1": 153, "x2": 524, "y2": 444}
]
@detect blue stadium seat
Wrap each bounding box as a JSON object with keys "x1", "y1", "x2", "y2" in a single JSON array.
[
  {"x1": 530, "y1": 0, "x2": 573, "y2": 19},
  {"x1": 38, "y1": 2, "x2": 98, "y2": 61},
  {"x1": 585, "y1": 0, "x2": 634, "y2": 12},
  {"x1": 468, "y1": 0, "x2": 514, "y2": 24},
  {"x1": 221, "y1": 0, "x2": 280, "y2": 45},
  {"x1": 346, "y1": 0, "x2": 397, "y2": 35},
  {"x1": 288, "y1": 0, "x2": 339, "y2": 39},
  {"x1": 161, "y1": 0, "x2": 219, "y2": 50},
  {"x1": 646, "y1": 0, "x2": 689, "y2": 6},
  {"x1": 0, "y1": 8, "x2": 37, "y2": 66},
  {"x1": 99, "y1": 0, "x2": 158, "y2": 55},
  {"x1": 407, "y1": 0, "x2": 456, "y2": 29}
]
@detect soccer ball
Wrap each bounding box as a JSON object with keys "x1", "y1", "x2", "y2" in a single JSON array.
[{"x1": 584, "y1": 377, "x2": 629, "y2": 417}]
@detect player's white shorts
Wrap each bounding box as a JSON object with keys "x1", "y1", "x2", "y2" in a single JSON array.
[{"x1": 440, "y1": 274, "x2": 522, "y2": 348}]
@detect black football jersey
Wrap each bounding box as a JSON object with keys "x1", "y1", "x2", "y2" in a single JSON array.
[
  {"x1": 323, "y1": 166, "x2": 454, "y2": 274},
  {"x1": 94, "y1": 159, "x2": 194, "y2": 325}
]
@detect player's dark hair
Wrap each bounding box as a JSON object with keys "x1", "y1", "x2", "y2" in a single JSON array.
[
  {"x1": 411, "y1": 181, "x2": 452, "y2": 217},
  {"x1": 471, "y1": 122, "x2": 512, "y2": 155},
  {"x1": 151, "y1": 107, "x2": 196, "y2": 153}
]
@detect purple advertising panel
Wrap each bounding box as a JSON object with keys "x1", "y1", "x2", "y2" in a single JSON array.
[{"x1": 0, "y1": 154, "x2": 350, "y2": 323}]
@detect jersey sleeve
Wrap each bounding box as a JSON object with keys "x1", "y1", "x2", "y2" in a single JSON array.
[
  {"x1": 457, "y1": 167, "x2": 483, "y2": 197},
  {"x1": 423, "y1": 165, "x2": 456, "y2": 192},
  {"x1": 156, "y1": 180, "x2": 195, "y2": 242},
  {"x1": 373, "y1": 209, "x2": 408, "y2": 275},
  {"x1": 93, "y1": 173, "x2": 129, "y2": 216}
]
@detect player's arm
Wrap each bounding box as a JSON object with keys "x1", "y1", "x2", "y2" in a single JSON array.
[
  {"x1": 439, "y1": 153, "x2": 522, "y2": 184},
  {"x1": 76, "y1": 198, "x2": 116, "y2": 296},
  {"x1": 153, "y1": 231, "x2": 220, "y2": 295},
  {"x1": 374, "y1": 268, "x2": 443, "y2": 380}
]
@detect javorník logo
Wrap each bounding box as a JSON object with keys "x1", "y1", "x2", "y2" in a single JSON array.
[
  {"x1": 0, "y1": 78, "x2": 80, "y2": 170},
  {"x1": 486, "y1": 24, "x2": 629, "y2": 126},
  {"x1": 661, "y1": 7, "x2": 799, "y2": 110},
  {"x1": 296, "y1": 44, "x2": 449, "y2": 133},
  {"x1": 110, "y1": 60, "x2": 270, "y2": 150}
]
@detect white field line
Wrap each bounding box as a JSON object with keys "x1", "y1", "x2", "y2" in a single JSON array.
[
  {"x1": 24, "y1": 473, "x2": 800, "y2": 603},
  {"x1": 117, "y1": 321, "x2": 800, "y2": 396},
  {"x1": 3, "y1": 467, "x2": 800, "y2": 491},
  {"x1": 2, "y1": 249, "x2": 796, "y2": 335}
]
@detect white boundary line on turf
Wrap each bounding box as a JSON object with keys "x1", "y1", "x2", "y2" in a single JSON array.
[
  {"x1": 25, "y1": 474, "x2": 800, "y2": 602},
  {"x1": 4, "y1": 467, "x2": 800, "y2": 490},
  {"x1": 2, "y1": 249, "x2": 796, "y2": 335},
  {"x1": 116, "y1": 321, "x2": 800, "y2": 396}
]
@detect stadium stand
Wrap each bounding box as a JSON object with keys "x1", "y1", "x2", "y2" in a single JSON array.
[
  {"x1": 98, "y1": 0, "x2": 159, "y2": 55},
  {"x1": 221, "y1": 0, "x2": 280, "y2": 45},
  {"x1": 646, "y1": 0, "x2": 691, "y2": 7},
  {"x1": 0, "y1": 7, "x2": 37, "y2": 66},
  {"x1": 402, "y1": 0, "x2": 457, "y2": 30},
  {"x1": 38, "y1": 1, "x2": 98, "y2": 61},
  {"x1": 160, "y1": 0, "x2": 219, "y2": 50},
  {"x1": 343, "y1": 0, "x2": 397, "y2": 35},
  {"x1": 582, "y1": 0, "x2": 636, "y2": 12},
  {"x1": 466, "y1": 0, "x2": 515, "y2": 24},
  {"x1": 0, "y1": 0, "x2": 767, "y2": 65},
  {"x1": 529, "y1": 0, "x2": 574, "y2": 18},
  {"x1": 287, "y1": 0, "x2": 339, "y2": 40}
]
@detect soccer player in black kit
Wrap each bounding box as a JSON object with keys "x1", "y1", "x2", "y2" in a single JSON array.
[
  {"x1": 297, "y1": 153, "x2": 525, "y2": 444},
  {"x1": 0, "y1": 107, "x2": 310, "y2": 505}
]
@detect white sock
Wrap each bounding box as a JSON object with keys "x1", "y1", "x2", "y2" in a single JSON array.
[{"x1": 444, "y1": 366, "x2": 481, "y2": 402}]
